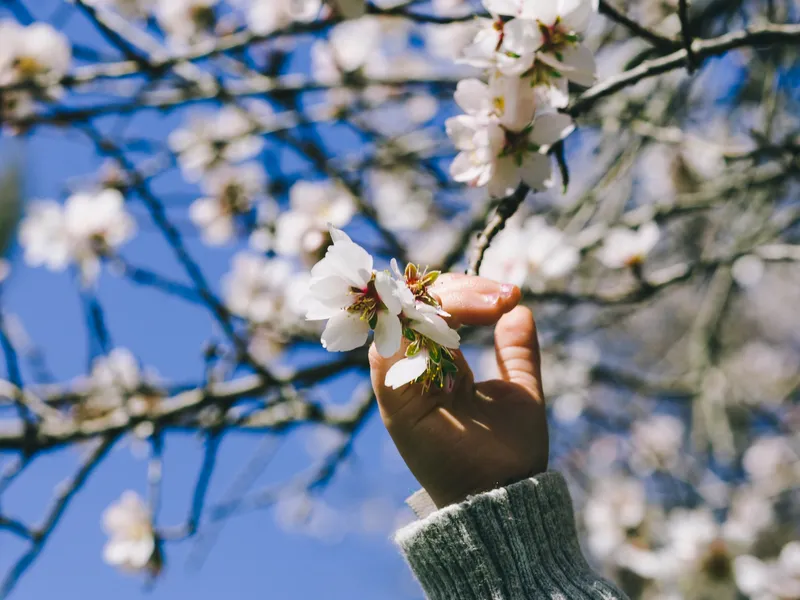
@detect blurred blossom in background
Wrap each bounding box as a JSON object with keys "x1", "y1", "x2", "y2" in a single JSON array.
[{"x1": 0, "y1": 0, "x2": 798, "y2": 599}]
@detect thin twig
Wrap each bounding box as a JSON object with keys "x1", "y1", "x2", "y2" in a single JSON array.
[
  {"x1": 467, "y1": 184, "x2": 530, "y2": 276},
  {"x1": 678, "y1": 0, "x2": 699, "y2": 72},
  {"x1": 0, "y1": 436, "x2": 117, "y2": 599}
]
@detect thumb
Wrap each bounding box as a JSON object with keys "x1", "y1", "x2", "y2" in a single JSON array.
[{"x1": 493, "y1": 306, "x2": 544, "y2": 403}]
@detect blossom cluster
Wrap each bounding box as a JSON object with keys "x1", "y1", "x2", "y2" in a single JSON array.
[
  {"x1": 83, "y1": 0, "x2": 365, "y2": 46},
  {"x1": 447, "y1": 0, "x2": 598, "y2": 196},
  {"x1": 306, "y1": 228, "x2": 460, "y2": 390},
  {"x1": 0, "y1": 20, "x2": 70, "y2": 121},
  {"x1": 19, "y1": 189, "x2": 136, "y2": 285}
]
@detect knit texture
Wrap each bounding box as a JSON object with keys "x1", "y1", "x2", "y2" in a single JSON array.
[{"x1": 394, "y1": 472, "x2": 628, "y2": 600}]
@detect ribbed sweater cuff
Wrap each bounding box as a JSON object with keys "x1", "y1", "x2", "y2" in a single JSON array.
[{"x1": 394, "y1": 472, "x2": 624, "y2": 600}]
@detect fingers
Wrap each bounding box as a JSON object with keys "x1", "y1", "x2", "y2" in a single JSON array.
[
  {"x1": 493, "y1": 306, "x2": 544, "y2": 402},
  {"x1": 433, "y1": 274, "x2": 522, "y2": 327},
  {"x1": 371, "y1": 275, "x2": 520, "y2": 422}
]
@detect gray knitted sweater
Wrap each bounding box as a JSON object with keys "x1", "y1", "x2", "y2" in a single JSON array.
[{"x1": 394, "y1": 472, "x2": 629, "y2": 600}]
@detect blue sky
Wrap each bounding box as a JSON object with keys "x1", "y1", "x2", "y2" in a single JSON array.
[{"x1": 0, "y1": 2, "x2": 429, "y2": 598}]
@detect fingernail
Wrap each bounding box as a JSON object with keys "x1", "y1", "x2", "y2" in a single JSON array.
[
  {"x1": 484, "y1": 293, "x2": 500, "y2": 305},
  {"x1": 500, "y1": 284, "x2": 516, "y2": 299}
]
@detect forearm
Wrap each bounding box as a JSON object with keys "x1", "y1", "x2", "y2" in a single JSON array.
[{"x1": 394, "y1": 472, "x2": 628, "y2": 600}]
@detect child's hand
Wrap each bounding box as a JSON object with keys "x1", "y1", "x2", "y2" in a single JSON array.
[{"x1": 369, "y1": 274, "x2": 548, "y2": 509}]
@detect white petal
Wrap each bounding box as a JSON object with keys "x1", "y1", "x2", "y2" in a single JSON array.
[
  {"x1": 559, "y1": 0, "x2": 597, "y2": 33},
  {"x1": 454, "y1": 78, "x2": 491, "y2": 115},
  {"x1": 520, "y1": 153, "x2": 554, "y2": 190},
  {"x1": 103, "y1": 539, "x2": 130, "y2": 566},
  {"x1": 519, "y1": 0, "x2": 559, "y2": 24},
  {"x1": 488, "y1": 157, "x2": 521, "y2": 198},
  {"x1": 125, "y1": 536, "x2": 156, "y2": 569},
  {"x1": 374, "y1": 312, "x2": 402, "y2": 358},
  {"x1": 560, "y1": 43, "x2": 597, "y2": 86},
  {"x1": 308, "y1": 275, "x2": 352, "y2": 303},
  {"x1": 374, "y1": 271, "x2": 401, "y2": 314},
  {"x1": 320, "y1": 311, "x2": 370, "y2": 352},
  {"x1": 637, "y1": 221, "x2": 661, "y2": 253},
  {"x1": 529, "y1": 112, "x2": 575, "y2": 147},
  {"x1": 483, "y1": 0, "x2": 520, "y2": 16},
  {"x1": 385, "y1": 350, "x2": 429, "y2": 389},
  {"x1": 411, "y1": 315, "x2": 460, "y2": 349},
  {"x1": 305, "y1": 299, "x2": 339, "y2": 321}
]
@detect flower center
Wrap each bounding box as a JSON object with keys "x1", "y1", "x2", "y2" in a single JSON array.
[
  {"x1": 347, "y1": 276, "x2": 382, "y2": 324},
  {"x1": 13, "y1": 56, "x2": 45, "y2": 79},
  {"x1": 190, "y1": 5, "x2": 216, "y2": 31},
  {"x1": 538, "y1": 18, "x2": 579, "y2": 55}
]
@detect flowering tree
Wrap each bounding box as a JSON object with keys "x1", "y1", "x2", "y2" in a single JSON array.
[{"x1": 0, "y1": 0, "x2": 798, "y2": 598}]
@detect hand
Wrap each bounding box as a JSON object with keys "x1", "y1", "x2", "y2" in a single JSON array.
[{"x1": 369, "y1": 274, "x2": 548, "y2": 509}]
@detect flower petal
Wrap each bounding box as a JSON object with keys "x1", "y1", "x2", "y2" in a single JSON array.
[
  {"x1": 321, "y1": 311, "x2": 370, "y2": 352},
  {"x1": 374, "y1": 312, "x2": 402, "y2": 358},
  {"x1": 374, "y1": 271, "x2": 402, "y2": 315},
  {"x1": 411, "y1": 314, "x2": 460, "y2": 349},
  {"x1": 454, "y1": 78, "x2": 491, "y2": 115},
  {"x1": 529, "y1": 112, "x2": 575, "y2": 147},
  {"x1": 520, "y1": 152, "x2": 554, "y2": 190},
  {"x1": 385, "y1": 350, "x2": 429, "y2": 389}
]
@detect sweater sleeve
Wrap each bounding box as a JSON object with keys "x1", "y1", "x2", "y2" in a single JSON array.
[{"x1": 393, "y1": 471, "x2": 629, "y2": 600}]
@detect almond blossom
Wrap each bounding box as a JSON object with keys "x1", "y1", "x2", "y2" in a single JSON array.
[
  {"x1": 102, "y1": 491, "x2": 160, "y2": 576},
  {"x1": 306, "y1": 228, "x2": 404, "y2": 357},
  {"x1": 598, "y1": 221, "x2": 660, "y2": 269},
  {"x1": 19, "y1": 189, "x2": 136, "y2": 284},
  {"x1": 0, "y1": 21, "x2": 71, "y2": 88},
  {"x1": 311, "y1": 17, "x2": 382, "y2": 85},
  {"x1": 155, "y1": 0, "x2": 218, "y2": 46},
  {"x1": 480, "y1": 215, "x2": 579, "y2": 288},
  {"x1": 274, "y1": 181, "x2": 355, "y2": 262},
  {"x1": 306, "y1": 229, "x2": 460, "y2": 388},
  {"x1": 244, "y1": 0, "x2": 321, "y2": 34},
  {"x1": 189, "y1": 163, "x2": 266, "y2": 246},
  {"x1": 168, "y1": 107, "x2": 265, "y2": 182},
  {"x1": 485, "y1": 0, "x2": 598, "y2": 88}
]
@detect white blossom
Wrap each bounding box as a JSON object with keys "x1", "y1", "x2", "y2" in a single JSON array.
[
  {"x1": 274, "y1": 181, "x2": 355, "y2": 261},
  {"x1": 64, "y1": 189, "x2": 137, "y2": 283},
  {"x1": 18, "y1": 201, "x2": 72, "y2": 272},
  {"x1": 20, "y1": 189, "x2": 136, "y2": 284},
  {"x1": 223, "y1": 253, "x2": 296, "y2": 324},
  {"x1": 584, "y1": 476, "x2": 646, "y2": 560},
  {"x1": 189, "y1": 163, "x2": 266, "y2": 246},
  {"x1": 480, "y1": 216, "x2": 579, "y2": 288},
  {"x1": 305, "y1": 228, "x2": 403, "y2": 357},
  {"x1": 630, "y1": 414, "x2": 685, "y2": 473},
  {"x1": 311, "y1": 16, "x2": 382, "y2": 84},
  {"x1": 370, "y1": 169, "x2": 433, "y2": 231},
  {"x1": 168, "y1": 107, "x2": 265, "y2": 181},
  {"x1": 244, "y1": 0, "x2": 320, "y2": 34},
  {"x1": 102, "y1": 491, "x2": 158, "y2": 574},
  {"x1": 0, "y1": 21, "x2": 71, "y2": 87},
  {"x1": 598, "y1": 221, "x2": 660, "y2": 269},
  {"x1": 156, "y1": 0, "x2": 218, "y2": 46}
]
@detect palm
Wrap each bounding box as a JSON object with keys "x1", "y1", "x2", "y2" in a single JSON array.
[
  {"x1": 395, "y1": 378, "x2": 548, "y2": 508},
  {"x1": 371, "y1": 275, "x2": 549, "y2": 509}
]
